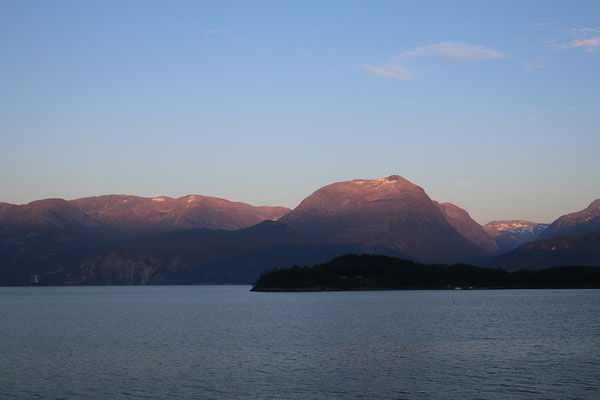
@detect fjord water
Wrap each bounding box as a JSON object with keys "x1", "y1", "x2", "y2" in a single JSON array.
[{"x1": 1, "y1": 287, "x2": 599, "y2": 399}]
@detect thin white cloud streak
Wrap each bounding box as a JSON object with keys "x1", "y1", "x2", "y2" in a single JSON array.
[
  {"x1": 549, "y1": 37, "x2": 600, "y2": 51},
  {"x1": 360, "y1": 41, "x2": 504, "y2": 81},
  {"x1": 546, "y1": 27, "x2": 600, "y2": 52},
  {"x1": 357, "y1": 64, "x2": 413, "y2": 81},
  {"x1": 403, "y1": 42, "x2": 505, "y2": 62},
  {"x1": 569, "y1": 27, "x2": 600, "y2": 35},
  {"x1": 570, "y1": 37, "x2": 600, "y2": 52}
]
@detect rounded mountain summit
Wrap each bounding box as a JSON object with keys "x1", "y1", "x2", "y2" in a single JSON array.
[{"x1": 280, "y1": 175, "x2": 489, "y2": 264}]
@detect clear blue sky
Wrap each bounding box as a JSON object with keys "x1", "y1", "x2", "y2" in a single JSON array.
[{"x1": 1, "y1": 0, "x2": 599, "y2": 224}]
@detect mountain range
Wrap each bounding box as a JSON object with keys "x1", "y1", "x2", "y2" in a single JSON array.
[
  {"x1": 1, "y1": 176, "x2": 598, "y2": 285},
  {"x1": 69, "y1": 195, "x2": 289, "y2": 233},
  {"x1": 482, "y1": 220, "x2": 550, "y2": 255},
  {"x1": 0, "y1": 195, "x2": 288, "y2": 284},
  {"x1": 538, "y1": 199, "x2": 600, "y2": 239}
]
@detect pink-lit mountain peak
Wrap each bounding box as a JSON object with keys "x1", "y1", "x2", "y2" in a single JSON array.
[{"x1": 281, "y1": 175, "x2": 488, "y2": 263}]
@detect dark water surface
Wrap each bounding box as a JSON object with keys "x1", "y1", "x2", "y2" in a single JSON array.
[{"x1": 1, "y1": 286, "x2": 599, "y2": 399}]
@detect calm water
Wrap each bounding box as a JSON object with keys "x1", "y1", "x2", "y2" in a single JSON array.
[{"x1": 1, "y1": 287, "x2": 599, "y2": 399}]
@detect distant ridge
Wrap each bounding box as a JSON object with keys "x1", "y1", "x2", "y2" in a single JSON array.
[
  {"x1": 483, "y1": 220, "x2": 540, "y2": 237},
  {"x1": 489, "y1": 231, "x2": 600, "y2": 270},
  {"x1": 538, "y1": 199, "x2": 600, "y2": 239},
  {"x1": 1, "y1": 194, "x2": 289, "y2": 233},
  {"x1": 483, "y1": 220, "x2": 549, "y2": 254},
  {"x1": 485, "y1": 200, "x2": 600, "y2": 269},
  {"x1": 70, "y1": 194, "x2": 290, "y2": 233}
]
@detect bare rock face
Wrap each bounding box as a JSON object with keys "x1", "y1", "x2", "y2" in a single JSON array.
[
  {"x1": 280, "y1": 175, "x2": 488, "y2": 264},
  {"x1": 538, "y1": 199, "x2": 600, "y2": 239},
  {"x1": 435, "y1": 202, "x2": 498, "y2": 253},
  {"x1": 79, "y1": 253, "x2": 165, "y2": 285}
]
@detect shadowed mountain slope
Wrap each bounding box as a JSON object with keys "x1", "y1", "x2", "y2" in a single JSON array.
[
  {"x1": 0, "y1": 195, "x2": 290, "y2": 284},
  {"x1": 75, "y1": 221, "x2": 411, "y2": 285},
  {"x1": 488, "y1": 231, "x2": 600, "y2": 270},
  {"x1": 435, "y1": 202, "x2": 498, "y2": 253},
  {"x1": 538, "y1": 199, "x2": 600, "y2": 239},
  {"x1": 0, "y1": 199, "x2": 120, "y2": 283}
]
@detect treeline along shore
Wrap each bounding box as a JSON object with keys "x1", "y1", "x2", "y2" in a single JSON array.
[{"x1": 251, "y1": 254, "x2": 600, "y2": 291}]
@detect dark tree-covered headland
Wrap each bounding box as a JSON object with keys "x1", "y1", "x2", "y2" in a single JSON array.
[{"x1": 251, "y1": 254, "x2": 600, "y2": 291}]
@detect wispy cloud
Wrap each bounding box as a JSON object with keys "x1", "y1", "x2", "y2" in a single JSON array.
[
  {"x1": 523, "y1": 25, "x2": 598, "y2": 72},
  {"x1": 456, "y1": 181, "x2": 474, "y2": 188},
  {"x1": 360, "y1": 41, "x2": 504, "y2": 81},
  {"x1": 403, "y1": 42, "x2": 505, "y2": 62},
  {"x1": 569, "y1": 27, "x2": 600, "y2": 35},
  {"x1": 547, "y1": 27, "x2": 600, "y2": 52},
  {"x1": 570, "y1": 37, "x2": 600, "y2": 52},
  {"x1": 357, "y1": 64, "x2": 413, "y2": 81}
]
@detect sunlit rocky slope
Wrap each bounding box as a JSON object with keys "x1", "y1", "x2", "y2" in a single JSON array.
[{"x1": 279, "y1": 176, "x2": 488, "y2": 264}]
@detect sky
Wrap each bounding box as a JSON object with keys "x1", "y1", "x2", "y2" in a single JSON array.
[{"x1": 1, "y1": 0, "x2": 599, "y2": 224}]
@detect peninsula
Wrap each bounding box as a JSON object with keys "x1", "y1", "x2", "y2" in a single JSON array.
[{"x1": 251, "y1": 254, "x2": 600, "y2": 291}]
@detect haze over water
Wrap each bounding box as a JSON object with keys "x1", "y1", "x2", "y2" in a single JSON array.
[{"x1": 1, "y1": 286, "x2": 598, "y2": 399}]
